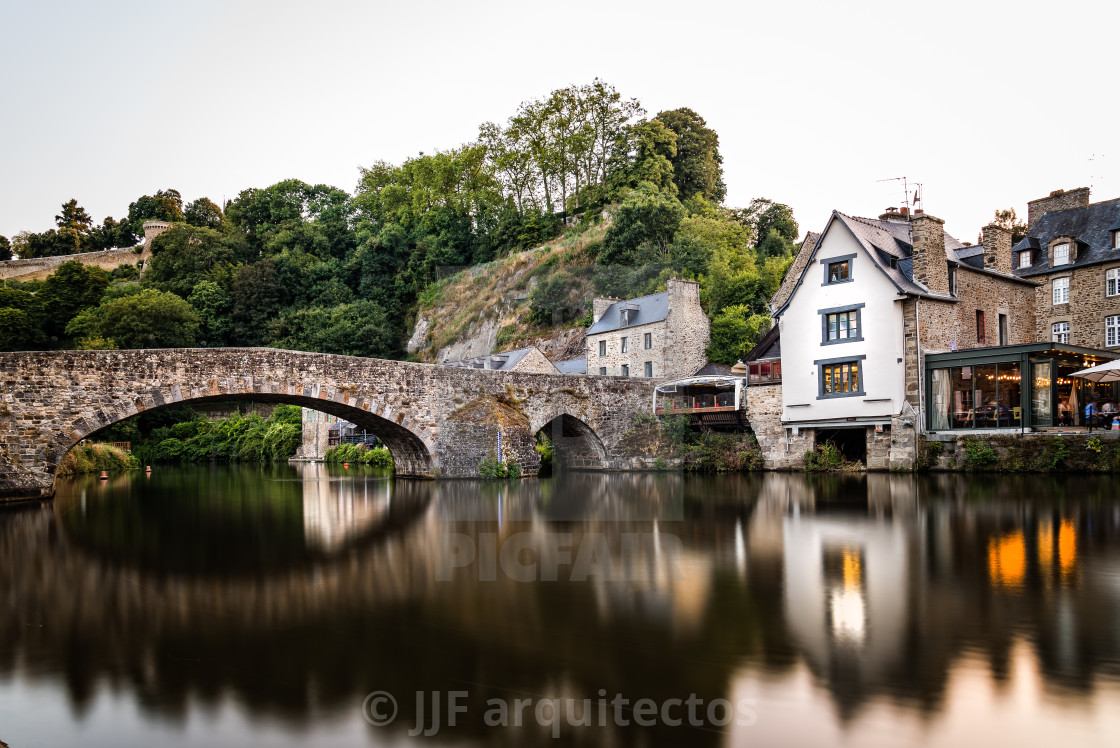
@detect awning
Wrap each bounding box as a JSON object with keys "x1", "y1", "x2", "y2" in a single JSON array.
[{"x1": 1069, "y1": 359, "x2": 1120, "y2": 383}]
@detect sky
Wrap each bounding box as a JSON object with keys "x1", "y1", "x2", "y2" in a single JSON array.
[{"x1": 1, "y1": 0, "x2": 1117, "y2": 243}]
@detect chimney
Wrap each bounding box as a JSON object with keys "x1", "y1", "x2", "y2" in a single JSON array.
[
  {"x1": 592, "y1": 297, "x2": 614, "y2": 324},
  {"x1": 910, "y1": 213, "x2": 949, "y2": 294},
  {"x1": 878, "y1": 207, "x2": 908, "y2": 222},
  {"x1": 666, "y1": 277, "x2": 700, "y2": 311},
  {"x1": 1027, "y1": 187, "x2": 1090, "y2": 229},
  {"x1": 981, "y1": 224, "x2": 1012, "y2": 274}
]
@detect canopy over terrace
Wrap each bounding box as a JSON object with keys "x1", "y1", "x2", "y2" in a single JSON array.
[
  {"x1": 925, "y1": 343, "x2": 1120, "y2": 432},
  {"x1": 654, "y1": 374, "x2": 746, "y2": 429}
]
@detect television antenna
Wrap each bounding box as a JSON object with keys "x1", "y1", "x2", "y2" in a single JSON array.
[{"x1": 876, "y1": 176, "x2": 923, "y2": 214}]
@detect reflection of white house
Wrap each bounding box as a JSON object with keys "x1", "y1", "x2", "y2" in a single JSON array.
[
  {"x1": 782, "y1": 515, "x2": 912, "y2": 679},
  {"x1": 301, "y1": 463, "x2": 392, "y2": 552}
]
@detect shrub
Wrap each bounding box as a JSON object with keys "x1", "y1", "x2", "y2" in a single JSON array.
[
  {"x1": 478, "y1": 455, "x2": 508, "y2": 479},
  {"x1": 804, "y1": 441, "x2": 859, "y2": 472},
  {"x1": 962, "y1": 437, "x2": 998, "y2": 469},
  {"x1": 57, "y1": 443, "x2": 139, "y2": 475}
]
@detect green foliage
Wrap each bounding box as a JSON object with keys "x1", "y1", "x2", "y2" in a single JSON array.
[
  {"x1": 528, "y1": 270, "x2": 583, "y2": 325},
  {"x1": 478, "y1": 455, "x2": 509, "y2": 479},
  {"x1": 38, "y1": 260, "x2": 109, "y2": 338},
  {"x1": 66, "y1": 288, "x2": 199, "y2": 348},
  {"x1": 267, "y1": 299, "x2": 395, "y2": 358},
  {"x1": 143, "y1": 225, "x2": 239, "y2": 298},
  {"x1": 804, "y1": 442, "x2": 859, "y2": 472},
  {"x1": 187, "y1": 280, "x2": 232, "y2": 346},
  {"x1": 184, "y1": 197, "x2": 224, "y2": 228},
  {"x1": 57, "y1": 443, "x2": 139, "y2": 475},
  {"x1": 962, "y1": 437, "x2": 998, "y2": 469},
  {"x1": 0, "y1": 307, "x2": 41, "y2": 351},
  {"x1": 707, "y1": 305, "x2": 771, "y2": 364},
  {"x1": 132, "y1": 407, "x2": 308, "y2": 464},
  {"x1": 599, "y1": 185, "x2": 685, "y2": 266},
  {"x1": 654, "y1": 108, "x2": 725, "y2": 203},
  {"x1": 127, "y1": 189, "x2": 184, "y2": 233}
]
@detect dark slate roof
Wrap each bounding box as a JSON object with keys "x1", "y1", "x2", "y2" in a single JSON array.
[
  {"x1": 833, "y1": 213, "x2": 956, "y2": 299},
  {"x1": 443, "y1": 347, "x2": 534, "y2": 371},
  {"x1": 1012, "y1": 197, "x2": 1120, "y2": 278},
  {"x1": 744, "y1": 323, "x2": 781, "y2": 362},
  {"x1": 554, "y1": 358, "x2": 587, "y2": 375},
  {"x1": 692, "y1": 361, "x2": 736, "y2": 377},
  {"x1": 587, "y1": 291, "x2": 669, "y2": 334}
]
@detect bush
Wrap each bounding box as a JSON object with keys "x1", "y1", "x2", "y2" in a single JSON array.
[
  {"x1": 57, "y1": 443, "x2": 140, "y2": 475},
  {"x1": 478, "y1": 455, "x2": 508, "y2": 479},
  {"x1": 804, "y1": 442, "x2": 859, "y2": 472},
  {"x1": 962, "y1": 437, "x2": 998, "y2": 470},
  {"x1": 323, "y1": 443, "x2": 395, "y2": 470}
]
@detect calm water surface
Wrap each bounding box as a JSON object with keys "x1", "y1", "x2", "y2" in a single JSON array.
[{"x1": 1, "y1": 465, "x2": 1119, "y2": 747}]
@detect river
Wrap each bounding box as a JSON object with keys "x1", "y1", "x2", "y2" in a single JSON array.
[{"x1": 1, "y1": 465, "x2": 1118, "y2": 747}]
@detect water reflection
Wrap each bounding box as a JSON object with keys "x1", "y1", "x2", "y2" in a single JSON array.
[{"x1": 0, "y1": 470, "x2": 1118, "y2": 746}]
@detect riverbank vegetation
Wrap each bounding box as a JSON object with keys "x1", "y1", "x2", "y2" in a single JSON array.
[
  {"x1": 57, "y1": 443, "x2": 139, "y2": 475},
  {"x1": 921, "y1": 434, "x2": 1120, "y2": 473},
  {"x1": 3, "y1": 80, "x2": 799, "y2": 364},
  {"x1": 623, "y1": 414, "x2": 764, "y2": 472},
  {"x1": 323, "y1": 443, "x2": 394, "y2": 469},
  {"x1": 94, "y1": 404, "x2": 304, "y2": 465}
]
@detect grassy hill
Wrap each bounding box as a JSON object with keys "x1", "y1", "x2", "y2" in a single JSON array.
[{"x1": 407, "y1": 222, "x2": 607, "y2": 364}]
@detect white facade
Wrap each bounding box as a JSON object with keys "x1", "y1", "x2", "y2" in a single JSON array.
[{"x1": 778, "y1": 224, "x2": 907, "y2": 426}]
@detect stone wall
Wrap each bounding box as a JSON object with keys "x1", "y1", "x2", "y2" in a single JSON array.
[
  {"x1": 509, "y1": 346, "x2": 559, "y2": 374},
  {"x1": 1033, "y1": 263, "x2": 1120, "y2": 348},
  {"x1": 0, "y1": 348, "x2": 658, "y2": 499},
  {"x1": 911, "y1": 214, "x2": 949, "y2": 294},
  {"x1": 744, "y1": 383, "x2": 813, "y2": 469},
  {"x1": 0, "y1": 245, "x2": 147, "y2": 281}
]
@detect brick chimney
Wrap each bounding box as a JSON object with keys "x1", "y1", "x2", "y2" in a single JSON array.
[
  {"x1": 980, "y1": 223, "x2": 1012, "y2": 274},
  {"x1": 910, "y1": 213, "x2": 949, "y2": 294},
  {"x1": 1027, "y1": 187, "x2": 1090, "y2": 229},
  {"x1": 592, "y1": 297, "x2": 614, "y2": 324}
]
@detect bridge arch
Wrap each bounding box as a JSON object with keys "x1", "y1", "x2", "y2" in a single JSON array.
[
  {"x1": 68, "y1": 389, "x2": 435, "y2": 478},
  {"x1": 534, "y1": 413, "x2": 607, "y2": 471}
]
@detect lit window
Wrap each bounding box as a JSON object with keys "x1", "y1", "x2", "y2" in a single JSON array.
[
  {"x1": 1107, "y1": 316, "x2": 1120, "y2": 348},
  {"x1": 1107, "y1": 268, "x2": 1119, "y2": 297},
  {"x1": 644, "y1": 361, "x2": 652, "y2": 377},
  {"x1": 1052, "y1": 322, "x2": 1070, "y2": 344},
  {"x1": 1053, "y1": 277, "x2": 1070, "y2": 305},
  {"x1": 644, "y1": 332, "x2": 652, "y2": 349},
  {"x1": 820, "y1": 360, "x2": 862, "y2": 397},
  {"x1": 598, "y1": 340, "x2": 606, "y2": 357},
  {"x1": 1018, "y1": 250, "x2": 1032, "y2": 269},
  {"x1": 1052, "y1": 242, "x2": 1070, "y2": 266},
  {"x1": 620, "y1": 336, "x2": 628, "y2": 353},
  {"x1": 620, "y1": 364, "x2": 629, "y2": 377}
]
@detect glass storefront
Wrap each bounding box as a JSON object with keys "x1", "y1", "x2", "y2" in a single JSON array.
[{"x1": 926, "y1": 344, "x2": 1118, "y2": 431}]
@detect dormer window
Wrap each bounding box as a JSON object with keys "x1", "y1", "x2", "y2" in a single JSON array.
[
  {"x1": 1052, "y1": 242, "x2": 1070, "y2": 266},
  {"x1": 1018, "y1": 250, "x2": 1032, "y2": 269},
  {"x1": 1113, "y1": 230, "x2": 1120, "y2": 249}
]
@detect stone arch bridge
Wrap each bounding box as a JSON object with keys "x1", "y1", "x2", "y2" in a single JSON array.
[{"x1": 0, "y1": 348, "x2": 657, "y2": 500}]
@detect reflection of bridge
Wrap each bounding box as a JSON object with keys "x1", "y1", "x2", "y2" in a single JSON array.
[{"x1": 0, "y1": 348, "x2": 657, "y2": 499}]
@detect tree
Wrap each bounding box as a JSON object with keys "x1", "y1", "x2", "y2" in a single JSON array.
[
  {"x1": 267, "y1": 300, "x2": 396, "y2": 358},
  {"x1": 654, "y1": 108, "x2": 725, "y2": 203},
  {"x1": 706, "y1": 305, "x2": 770, "y2": 364},
  {"x1": 187, "y1": 280, "x2": 232, "y2": 346},
  {"x1": 0, "y1": 308, "x2": 37, "y2": 351},
  {"x1": 0, "y1": 235, "x2": 10, "y2": 260},
  {"x1": 66, "y1": 289, "x2": 199, "y2": 348},
  {"x1": 55, "y1": 199, "x2": 93, "y2": 233},
  {"x1": 127, "y1": 189, "x2": 185, "y2": 233},
  {"x1": 143, "y1": 225, "x2": 237, "y2": 298},
  {"x1": 609, "y1": 119, "x2": 677, "y2": 196},
  {"x1": 184, "y1": 197, "x2": 225, "y2": 228},
  {"x1": 599, "y1": 185, "x2": 685, "y2": 266},
  {"x1": 229, "y1": 259, "x2": 288, "y2": 346},
  {"x1": 38, "y1": 260, "x2": 109, "y2": 338},
  {"x1": 992, "y1": 208, "x2": 1028, "y2": 243},
  {"x1": 528, "y1": 271, "x2": 583, "y2": 325},
  {"x1": 752, "y1": 200, "x2": 799, "y2": 247},
  {"x1": 84, "y1": 216, "x2": 139, "y2": 251}
]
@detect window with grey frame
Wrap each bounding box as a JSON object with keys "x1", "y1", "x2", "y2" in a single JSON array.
[
  {"x1": 620, "y1": 336, "x2": 628, "y2": 353},
  {"x1": 821, "y1": 254, "x2": 855, "y2": 285},
  {"x1": 644, "y1": 361, "x2": 652, "y2": 377},
  {"x1": 598, "y1": 340, "x2": 606, "y2": 356},
  {"x1": 599, "y1": 367, "x2": 607, "y2": 376},
  {"x1": 620, "y1": 364, "x2": 629, "y2": 377},
  {"x1": 644, "y1": 332, "x2": 652, "y2": 349},
  {"x1": 820, "y1": 303, "x2": 864, "y2": 345},
  {"x1": 815, "y1": 355, "x2": 866, "y2": 399}
]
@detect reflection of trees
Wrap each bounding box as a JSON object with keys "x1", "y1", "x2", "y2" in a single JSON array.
[{"x1": 1, "y1": 471, "x2": 1119, "y2": 745}]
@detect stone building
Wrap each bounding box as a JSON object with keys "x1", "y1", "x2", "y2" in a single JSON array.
[
  {"x1": 1011, "y1": 187, "x2": 1120, "y2": 350},
  {"x1": 442, "y1": 346, "x2": 559, "y2": 374},
  {"x1": 586, "y1": 278, "x2": 709, "y2": 380},
  {"x1": 769, "y1": 208, "x2": 1037, "y2": 468}
]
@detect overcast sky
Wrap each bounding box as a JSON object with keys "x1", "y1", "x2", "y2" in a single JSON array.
[{"x1": 1, "y1": 0, "x2": 1116, "y2": 243}]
